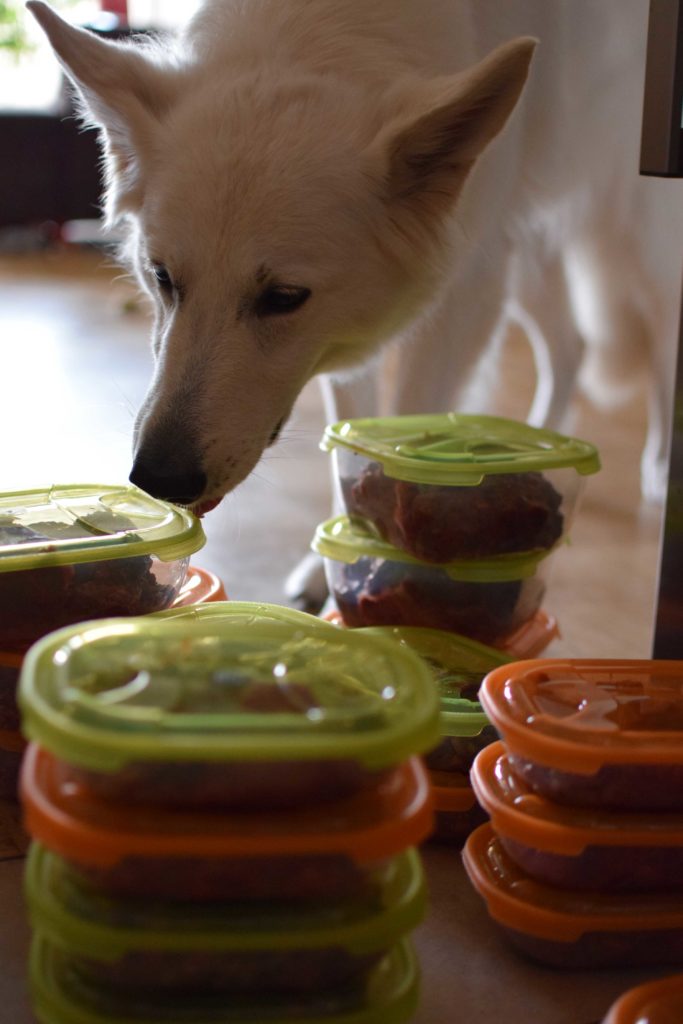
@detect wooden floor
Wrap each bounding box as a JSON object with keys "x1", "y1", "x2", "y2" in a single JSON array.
[{"x1": 0, "y1": 248, "x2": 668, "y2": 1023}]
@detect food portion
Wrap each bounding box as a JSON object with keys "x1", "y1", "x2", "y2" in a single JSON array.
[
  {"x1": 329, "y1": 557, "x2": 545, "y2": 645},
  {"x1": 0, "y1": 485, "x2": 204, "y2": 652},
  {"x1": 0, "y1": 518, "x2": 185, "y2": 652},
  {"x1": 479, "y1": 660, "x2": 683, "y2": 810},
  {"x1": 19, "y1": 607, "x2": 439, "y2": 809},
  {"x1": 343, "y1": 462, "x2": 564, "y2": 561},
  {"x1": 428, "y1": 770, "x2": 488, "y2": 846},
  {"x1": 26, "y1": 843, "x2": 425, "y2": 997},
  {"x1": 472, "y1": 743, "x2": 683, "y2": 892},
  {"x1": 463, "y1": 825, "x2": 683, "y2": 970}
]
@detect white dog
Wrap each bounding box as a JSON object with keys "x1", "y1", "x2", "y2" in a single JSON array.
[{"x1": 28, "y1": 0, "x2": 681, "y2": 601}]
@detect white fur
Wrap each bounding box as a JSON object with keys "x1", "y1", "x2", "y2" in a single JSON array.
[{"x1": 28, "y1": 0, "x2": 683, "y2": 531}]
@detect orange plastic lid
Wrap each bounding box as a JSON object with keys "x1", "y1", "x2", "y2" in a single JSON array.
[
  {"x1": 20, "y1": 744, "x2": 433, "y2": 868},
  {"x1": 603, "y1": 973, "x2": 683, "y2": 1024},
  {"x1": 323, "y1": 609, "x2": 559, "y2": 659},
  {"x1": 479, "y1": 659, "x2": 683, "y2": 773},
  {"x1": 499, "y1": 610, "x2": 559, "y2": 659},
  {"x1": 171, "y1": 565, "x2": 228, "y2": 607},
  {"x1": 471, "y1": 742, "x2": 683, "y2": 853},
  {"x1": 428, "y1": 769, "x2": 478, "y2": 812},
  {"x1": 463, "y1": 824, "x2": 683, "y2": 942}
]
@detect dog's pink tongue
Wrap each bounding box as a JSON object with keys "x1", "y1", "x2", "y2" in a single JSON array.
[{"x1": 193, "y1": 497, "x2": 223, "y2": 518}]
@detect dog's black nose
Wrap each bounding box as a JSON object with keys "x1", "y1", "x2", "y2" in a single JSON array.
[{"x1": 129, "y1": 458, "x2": 207, "y2": 505}]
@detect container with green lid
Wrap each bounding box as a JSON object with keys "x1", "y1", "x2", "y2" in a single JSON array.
[
  {"x1": 25, "y1": 842, "x2": 426, "y2": 996},
  {"x1": 29, "y1": 933, "x2": 420, "y2": 1024},
  {"x1": 312, "y1": 515, "x2": 551, "y2": 647},
  {"x1": 0, "y1": 484, "x2": 205, "y2": 653},
  {"x1": 321, "y1": 414, "x2": 600, "y2": 564},
  {"x1": 358, "y1": 626, "x2": 507, "y2": 774},
  {"x1": 18, "y1": 601, "x2": 440, "y2": 809}
]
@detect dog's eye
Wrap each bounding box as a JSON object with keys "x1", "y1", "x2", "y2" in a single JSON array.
[
  {"x1": 152, "y1": 263, "x2": 174, "y2": 293},
  {"x1": 256, "y1": 285, "x2": 311, "y2": 317}
]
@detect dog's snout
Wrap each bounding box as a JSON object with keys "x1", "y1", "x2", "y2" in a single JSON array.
[{"x1": 129, "y1": 457, "x2": 207, "y2": 505}]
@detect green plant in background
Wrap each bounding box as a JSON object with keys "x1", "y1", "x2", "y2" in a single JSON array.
[{"x1": 0, "y1": 0, "x2": 80, "y2": 57}]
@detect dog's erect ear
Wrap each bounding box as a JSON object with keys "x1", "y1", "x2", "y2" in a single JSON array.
[
  {"x1": 26, "y1": 0, "x2": 175, "y2": 219},
  {"x1": 379, "y1": 37, "x2": 536, "y2": 214}
]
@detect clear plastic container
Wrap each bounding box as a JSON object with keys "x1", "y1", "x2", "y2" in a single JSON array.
[
  {"x1": 479, "y1": 659, "x2": 683, "y2": 810},
  {"x1": 21, "y1": 743, "x2": 433, "y2": 904},
  {"x1": 0, "y1": 485, "x2": 205, "y2": 653},
  {"x1": 321, "y1": 414, "x2": 600, "y2": 563},
  {"x1": 428, "y1": 769, "x2": 487, "y2": 845},
  {"x1": 313, "y1": 516, "x2": 551, "y2": 646},
  {"x1": 463, "y1": 824, "x2": 683, "y2": 969},
  {"x1": 170, "y1": 564, "x2": 228, "y2": 607},
  {"x1": 19, "y1": 601, "x2": 440, "y2": 810},
  {"x1": 26, "y1": 842, "x2": 426, "y2": 996},
  {"x1": 471, "y1": 742, "x2": 683, "y2": 892},
  {"x1": 30, "y1": 933, "x2": 420, "y2": 1024},
  {"x1": 602, "y1": 973, "x2": 683, "y2": 1024}
]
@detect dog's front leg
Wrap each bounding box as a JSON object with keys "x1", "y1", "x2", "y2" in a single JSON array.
[{"x1": 284, "y1": 368, "x2": 382, "y2": 611}]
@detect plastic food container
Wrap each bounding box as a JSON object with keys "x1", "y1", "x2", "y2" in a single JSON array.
[
  {"x1": 463, "y1": 823, "x2": 683, "y2": 969},
  {"x1": 21, "y1": 743, "x2": 433, "y2": 903},
  {"x1": 479, "y1": 659, "x2": 683, "y2": 810},
  {"x1": 313, "y1": 515, "x2": 551, "y2": 645},
  {"x1": 428, "y1": 770, "x2": 487, "y2": 845},
  {"x1": 602, "y1": 973, "x2": 683, "y2": 1024},
  {"x1": 29, "y1": 933, "x2": 420, "y2": 1024},
  {"x1": 170, "y1": 564, "x2": 228, "y2": 607},
  {"x1": 0, "y1": 485, "x2": 205, "y2": 653},
  {"x1": 19, "y1": 601, "x2": 440, "y2": 809},
  {"x1": 323, "y1": 608, "x2": 561, "y2": 660},
  {"x1": 471, "y1": 742, "x2": 683, "y2": 892},
  {"x1": 321, "y1": 414, "x2": 600, "y2": 563},
  {"x1": 356, "y1": 627, "x2": 507, "y2": 774},
  {"x1": 26, "y1": 841, "x2": 426, "y2": 995}
]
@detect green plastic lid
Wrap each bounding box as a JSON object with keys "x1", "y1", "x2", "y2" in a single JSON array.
[
  {"x1": 0, "y1": 485, "x2": 205, "y2": 570},
  {"x1": 358, "y1": 626, "x2": 508, "y2": 738},
  {"x1": 26, "y1": 843, "x2": 426, "y2": 957},
  {"x1": 321, "y1": 414, "x2": 600, "y2": 486},
  {"x1": 30, "y1": 934, "x2": 420, "y2": 1024},
  {"x1": 18, "y1": 602, "x2": 440, "y2": 773},
  {"x1": 312, "y1": 515, "x2": 556, "y2": 581}
]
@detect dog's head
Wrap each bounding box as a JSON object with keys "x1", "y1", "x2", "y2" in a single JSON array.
[{"x1": 28, "y1": 1, "x2": 534, "y2": 513}]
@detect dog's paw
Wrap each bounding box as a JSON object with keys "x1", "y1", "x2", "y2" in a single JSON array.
[{"x1": 284, "y1": 551, "x2": 329, "y2": 615}]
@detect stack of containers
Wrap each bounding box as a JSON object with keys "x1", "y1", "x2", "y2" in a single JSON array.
[
  {"x1": 315, "y1": 414, "x2": 599, "y2": 840},
  {"x1": 464, "y1": 658, "x2": 683, "y2": 969},
  {"x1": 315, "y1": 413, "x2": 600, "y2": 647},
  {"x1": 19, "y1": 601, "x2": 441, "y2": 1024},
  {"x1": 0, "y1": 484, "x2": 205, "y2": 799}
]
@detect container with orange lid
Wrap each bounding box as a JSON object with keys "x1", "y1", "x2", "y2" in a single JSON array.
[
  {"x1": 428, "y1": 770, "x2": 487, "y2": 845},
  {"x1": 602, "y1": 973, "x2": 683, "y2": 1024},
  {"x1": 21, "y1": 743, "x2": 433, "y2": 904},
  {"x1": 479, "y1": 659, "x2": 683, "y2": 810},
  {"x1": 471, "y1": 741, "x2": 683, "y2": 892},
  {"x1": 463, "y1": 823, "x2": 683, "y2": 968}
]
